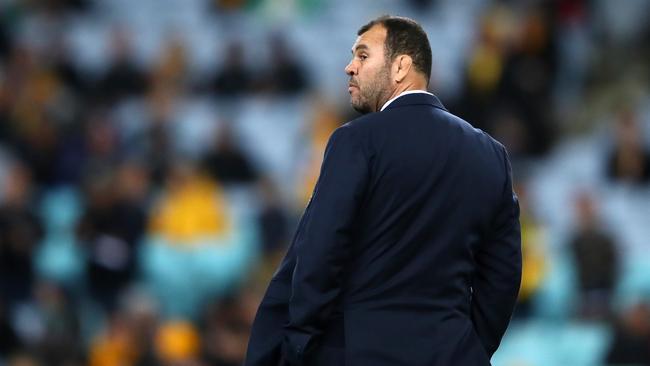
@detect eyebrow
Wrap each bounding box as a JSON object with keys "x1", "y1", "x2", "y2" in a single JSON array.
[{"x1": 351, "y1": 44, "x2": 369, "y2": 54}]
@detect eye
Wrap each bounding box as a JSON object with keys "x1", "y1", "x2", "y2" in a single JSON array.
[{"x1": 359, "y1": 54, "x2": 368, "y2": 61}]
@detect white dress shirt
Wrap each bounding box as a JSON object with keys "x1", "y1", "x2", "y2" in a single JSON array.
[{"x1": 380, "y1": 90, "x2": 435, "y2": 112}]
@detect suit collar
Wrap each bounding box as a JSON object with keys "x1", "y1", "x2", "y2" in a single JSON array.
[{"x1": 382, "y1": 91, "x2": 447, "y2": 112}]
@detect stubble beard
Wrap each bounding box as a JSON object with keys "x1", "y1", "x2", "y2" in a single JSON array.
[{"x1": 351, "y1": 64, "x2": 392, "y2": 115}]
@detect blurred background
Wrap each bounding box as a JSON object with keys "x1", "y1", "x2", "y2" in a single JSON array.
[{"x1": 0, "y1": 0, "x2": 649, "y2": 365}]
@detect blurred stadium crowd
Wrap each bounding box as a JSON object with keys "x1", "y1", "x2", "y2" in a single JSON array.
[{"x1": 0, "y1": 0, "x2": 649, "y2": 365}]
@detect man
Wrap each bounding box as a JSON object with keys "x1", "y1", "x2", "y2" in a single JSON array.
[{"x1": 245, "y1": 15, "x2": 521, "y2": 366}]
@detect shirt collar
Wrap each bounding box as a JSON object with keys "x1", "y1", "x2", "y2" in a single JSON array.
[{"x1": 380, "y1": 90, "x2": 435, "y2": 112}]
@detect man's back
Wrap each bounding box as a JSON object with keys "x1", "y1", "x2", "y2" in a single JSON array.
[
  {"x1": 340, "y1": 93, "x2": 520, "y2": 365},
  {"x1": 245, "y1": 93, "x2": 521, "y2": 366}
]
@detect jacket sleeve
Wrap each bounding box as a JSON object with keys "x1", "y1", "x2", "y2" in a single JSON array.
[
  {"x1": 244, "y1": 277, "x2": 291, "y2": 366},
  {"x1": 471, "y1": 146, "x2": 522, "y2": 358},
  {"x1": 283, "y1": 125, "x2": 368, "y2": 365}
]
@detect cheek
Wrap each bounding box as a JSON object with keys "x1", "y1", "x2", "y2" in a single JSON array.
[
  {"x1": 357, "y1": 70, "x2": 371, "y2": 88},
  {"x1": 359, "y1": 64, "x2": 382, "y2": 85}
]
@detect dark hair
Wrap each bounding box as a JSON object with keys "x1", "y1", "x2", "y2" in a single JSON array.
[{"x1": 358, "y1": 15, "x2": 432, "y2": 84}]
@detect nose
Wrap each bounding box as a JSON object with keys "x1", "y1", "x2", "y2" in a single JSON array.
[{"x1": 345, "y1": 60, "x2": 356, "y2": 76}]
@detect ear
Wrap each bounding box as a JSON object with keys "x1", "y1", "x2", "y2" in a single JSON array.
[{"x1": 393, "y1": 55, "x2": 413, "y2": 83}]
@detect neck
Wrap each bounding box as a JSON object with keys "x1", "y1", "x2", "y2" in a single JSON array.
[{"x1": 376, "y1": 79, "x2": 428, "y2": 112}]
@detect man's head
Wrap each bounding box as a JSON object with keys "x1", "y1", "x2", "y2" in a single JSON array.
[{"x1": 345, "y1": 16, "x2": 432, "y2": 114}]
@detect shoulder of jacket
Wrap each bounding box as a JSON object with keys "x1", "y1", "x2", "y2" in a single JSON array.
[{"x1": 342, "y1": 111, "x2": 386, "y2": 129}]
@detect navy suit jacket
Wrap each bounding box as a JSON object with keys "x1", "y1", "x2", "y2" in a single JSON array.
[{"x1": 245, "y1": 93, "x2": 522, "y2": 366}]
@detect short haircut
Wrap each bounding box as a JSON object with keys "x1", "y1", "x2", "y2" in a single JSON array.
[{"x1": 358, "y1": 15, "x2": 432, "y2": 84}]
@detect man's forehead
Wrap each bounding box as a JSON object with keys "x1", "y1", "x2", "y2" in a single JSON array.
[{"x1": 352, "y1": 25, "x2": 386, "y2": 52}]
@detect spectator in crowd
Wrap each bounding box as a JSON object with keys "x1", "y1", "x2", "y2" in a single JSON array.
[
  {"x1": 76, "y1": 160, "x2": 149, "y2": 311},
  {"x1": 5, "y1": 353, "x2": 42, "y2": 366},
  {"x1": 120, "y1": 288, "x2": 159, "y2": 366},
  {"x1": 201, "y1": 294, "x2": 251, "y2": 366},
  {"x1": 0, "y1": 298, "x2": 21, "y2": 358},
  {"x1": 46, "y1": 31, "x2": 87, "y2": 101},
  {"x1": 53, "y1": 106, "x2": 91, "y2": 185},
  {"x1": 453, "y1": 3, "x2": 557, "y2": 157},
  {"x1": 262, "y1": 33, "x2": 309, "y2": 95},
  {"x1": 0, "y1": 162, "x2": 43, "y2": 305},
  {"x1": 11, "y1": 114, "x2": 61, "y2": 187},
  {"x1": 208, "y1": 40, "x2": 252, "y2": 98},
  {"x1": 488, "y1": 103, "x2": 530, "y2": 157},
  {"x1": 569, "y1": 191, "x2": 619, "y2": 320},
  {"x1": 149, "y1": 161, "x2": 230, "y2": 243},
  {"x1": 19, "y1": 281, "x2": 81, "y2": 365},
  {"x1": 81, "y1": 107, "x2": 120, "y2": 170},
  {"x1": 89, "y1": 311, "x2": 139, "y2": 366},
  {"x1": 606, "y1": 301, "x2": 650, "y2": 365},
  {"x1": 95, "y1": 27, "x2": 148, "y2": 105},
  {"x1": 606, "y1": 106, "x2": 650, "y2": 184},
  {"x1": 496, "y1": 4, "x2": 557, "y2": 155},
  {"x1": 452, "y1": 4, "x2": 513, "y2": 136},
  {"x1": 0, "y1": 13, "x2": 12, "y2": 59},
  {"x1": 143, "y1": 161, "x2": 258, "y2": 317},
  {"x1": 154, "y1": 320, "x2": 201, "y2": 366},
  {"x1": 89, "y1": 287, "x2": 159, "y2": 366},
  {"x1": 256, "y1": 177, "x2": 288, "y2": 255},
  {"x1": 253, "y1": 177, "x2": 290, "y2": 281},
  {"x1": 152, "y1": 37, "x2": 190, "y2": 94},
  {"x1": 139, "y1": 82, "x2": 176, "y2": 185},
  {"x1": 3, "y1": 44, "x2": 67, "y2": 186},
  {"x1": 202, "y1": 123, "x2": 258, "y2": 186}
]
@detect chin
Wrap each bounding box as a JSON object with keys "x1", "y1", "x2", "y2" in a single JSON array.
[{"x1": 351, "y1": 102, "x2": 371, "y2": 115}]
